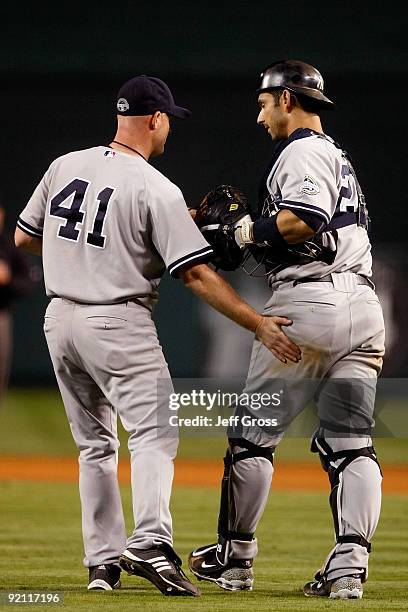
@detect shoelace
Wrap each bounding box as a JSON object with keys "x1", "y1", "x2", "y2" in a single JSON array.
[{"x1": 158, "y1": 543, "x2": 190, "y2": 580}]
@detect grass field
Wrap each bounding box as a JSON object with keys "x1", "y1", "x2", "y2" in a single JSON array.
[
  {"x1": 1, "y1": 484, "x2": 407, "y2": 611},
  {"x1": 1, "y1": 388, "x2": 408, "y2": 463},
  {"x1": 0, "y1": 388, "x2": 407, "y2": 611}
]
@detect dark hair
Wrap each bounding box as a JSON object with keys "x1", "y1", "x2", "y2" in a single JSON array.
[{"x1": 269, "y1": 87, "x2": 322, "y2": 116}]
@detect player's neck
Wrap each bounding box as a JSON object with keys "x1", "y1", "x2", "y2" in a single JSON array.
[
  {"x1": 287, "y1": 113, "x2": 323, "y2": 138},
  {"x1": 110, "y1": 134, "x2": 151, "y2": 160},
  {"x1": 110, "y1": 140, "x2": 149, "y2": 161}
]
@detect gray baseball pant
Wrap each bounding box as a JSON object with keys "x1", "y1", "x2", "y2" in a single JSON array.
[
  {"x1": 44, "y1": 297, "x2": 178, "y2": 568},
  {"x1": 225, "y1": 273, "x2": 385, "y2": 582}
]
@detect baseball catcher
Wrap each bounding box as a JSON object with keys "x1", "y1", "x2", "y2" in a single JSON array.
[{"x1": 188, "y1": 59, "x2": 385, "y2": 601}]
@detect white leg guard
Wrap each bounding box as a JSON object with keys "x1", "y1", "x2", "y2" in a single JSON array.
[{"x1": 312, "y1": 435, "x2": 382, "y2": 582}]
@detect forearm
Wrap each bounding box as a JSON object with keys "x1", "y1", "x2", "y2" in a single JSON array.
[
  {"x1": 275, "y1": 209, "x2": 316, "y2": 243},
  {"x1": 254, "y1": 210, "x2": 315, "y2": 244},
  {"x1": 181, "y1": 264, "x2": 262, "y2": 332},
  {"x1": 14, "y1": 228, "x2": 42, "y2": 256},
  {"x1": 0, "y1": 260, "x2": 11, "y2": 285},
  {"x1": 20, "y1": 240, "x2": 42, "y2": 256},
  {"x1": 237, "y1": 209, "x2": 316, "y2": 248}
]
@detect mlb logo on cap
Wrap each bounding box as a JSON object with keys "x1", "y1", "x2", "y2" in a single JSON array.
[{"x1": 115, "y1": 75, "x2": 191, "y2": 119}]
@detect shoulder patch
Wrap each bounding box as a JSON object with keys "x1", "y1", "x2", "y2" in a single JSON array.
[{"x1": 300, "y1": 174, "x2": 320, "y2": 196}]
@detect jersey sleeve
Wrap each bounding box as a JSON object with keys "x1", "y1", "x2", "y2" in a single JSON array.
[
  {"x1": 276, "y1": 139, "x2": 339, "y2": 226},
  {"x1": 17, "y1": 162, "x2": 56, "y2": 238},
  {"x1": 147, "y1": 178, "x2": 213, "y2": 278}
]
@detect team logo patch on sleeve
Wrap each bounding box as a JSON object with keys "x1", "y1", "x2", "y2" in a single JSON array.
[{"x1": 300, "y1": 174, "x2": 320, "y2": 195}]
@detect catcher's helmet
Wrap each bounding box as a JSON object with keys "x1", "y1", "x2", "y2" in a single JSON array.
[{"x1": 257, "y1": 59, "x2": 334, "y2": 109}]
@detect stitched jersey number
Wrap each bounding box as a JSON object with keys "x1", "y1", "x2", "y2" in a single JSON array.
[
  {"x1": 86, "y1": 187, "x2": 114, "y2": 248},
  {"x1": 338, "y1": 165, "x2": 358, "y2": 213},
  {"x1": 49, "y1": 179, "x2": 114, "y2": 248}
]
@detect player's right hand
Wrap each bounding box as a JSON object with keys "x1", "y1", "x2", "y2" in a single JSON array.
[{"x1": 255, "y1": 315, "x2": 301, "y2": 364}]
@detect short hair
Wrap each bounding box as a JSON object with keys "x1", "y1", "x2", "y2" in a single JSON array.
[{"x1": 269, "y1": 87, "x2": 322, "y2": 116}]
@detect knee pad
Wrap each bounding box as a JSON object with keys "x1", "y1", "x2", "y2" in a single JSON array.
[
  {"x1": 228, "y1": 437, "x2": 275, "y2": 466},
  {"x1": 311, "y1": 435, "x2": 382, "y2": 487}
]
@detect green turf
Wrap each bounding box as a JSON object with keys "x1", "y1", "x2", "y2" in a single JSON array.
[
  {"x1": 0, "y1": 482, "x2": 407, "y2": 611},
  {"x1": 1, "y1": 387, "x2": 408, "y2": 463}
]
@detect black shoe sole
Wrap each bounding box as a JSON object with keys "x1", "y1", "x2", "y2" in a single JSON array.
[
  {"x1": 303, "y1": 585, "x2": 331, "y2": 597},
  {"x1": 119, "y1": 554, "x2": 198, "y2": 597}
]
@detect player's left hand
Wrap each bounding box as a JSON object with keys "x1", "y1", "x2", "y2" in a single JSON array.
[
  {"x1": 234, "y1": 214, "x2": 254, "y2": 249},
  {"x1": 255, "y1": 315, "x2": 301, "y2": 363}
]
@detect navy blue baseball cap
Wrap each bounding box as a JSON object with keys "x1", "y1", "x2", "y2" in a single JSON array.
[{"x1": 116, "y1": 75, "x2": 191, "y2": 119}]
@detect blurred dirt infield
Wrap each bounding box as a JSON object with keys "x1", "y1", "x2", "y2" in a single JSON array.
[{"x1": 0, "y1": 456, "x2": 407, "y2": 493}]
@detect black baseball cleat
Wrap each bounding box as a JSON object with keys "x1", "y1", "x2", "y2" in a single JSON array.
[
  {"x1": 88, "y1": 563, "x2": 121, "y2": 590},
  {"x1": 188, "y1": 543, "x2": 254, "y2": 591},
  {"x1": 119, "y1": 542, "x2": 200, "y2": 597},
  {"x1": 303, "y1": 574, "x2": 363, "y2": 599}
]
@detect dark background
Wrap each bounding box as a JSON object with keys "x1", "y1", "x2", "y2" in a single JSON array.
[{"x1": 1, "y1": 1, "x2": 407, "y2": 381}]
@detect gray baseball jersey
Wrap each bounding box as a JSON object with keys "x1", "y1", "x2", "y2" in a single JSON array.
[
  {"x1": 18, "y1": 146, "x2": 213, "y2": 307},
  {"x1": 260, "y1": 129, "x2": 372, "y2": 282}
]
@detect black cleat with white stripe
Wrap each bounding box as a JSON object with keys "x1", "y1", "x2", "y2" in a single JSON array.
[
  {"x1": 119, "y1": 542, "x2": 201, "y2": 596},
  {"x1": 88, "y1": 564, "x2": 121, "y2": 590}
]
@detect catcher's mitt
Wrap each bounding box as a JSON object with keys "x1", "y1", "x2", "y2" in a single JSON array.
[{"x1": 194, "y1": 185, "x2": 251, "y2": 271}]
